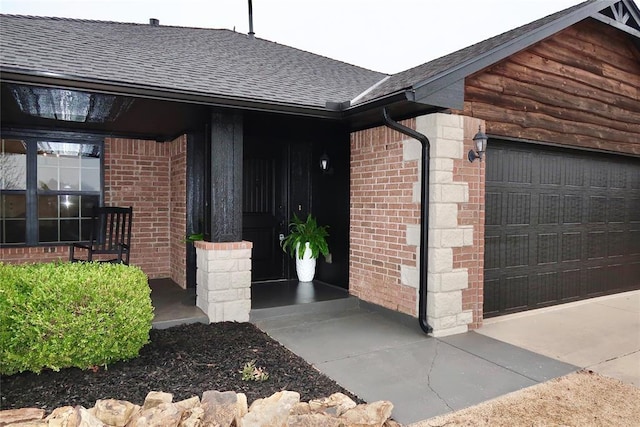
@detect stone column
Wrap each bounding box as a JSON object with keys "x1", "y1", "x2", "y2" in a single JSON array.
[{"x1": 194, "y1": 241, "x2": 253, "y2": 322}]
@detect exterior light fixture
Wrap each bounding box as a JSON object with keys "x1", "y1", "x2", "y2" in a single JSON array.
[
  {"x1": 468, "y1": 126, "x2": 488, "y2": 162},
  {"x1": 319, "y1": 152, "x2": 330, "y2": 172}
]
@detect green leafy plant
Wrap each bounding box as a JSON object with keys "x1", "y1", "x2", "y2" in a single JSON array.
[
  {"x1": 183, "y1": 233, "x2": 204, "y2": 243},
  {"x1": 240, "y1": 360, "x2": 269, "y2": 382},
  {"x1": 281, "y1": 213, "x2": 329, "y2": 260},
  {"x1": 0, "y1": 261, "x2": 154, "y2": 375}
]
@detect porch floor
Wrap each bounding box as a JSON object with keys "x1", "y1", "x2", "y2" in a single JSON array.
[{"x1": 150, "y1": 278, "x2": 351, "y2": 329}]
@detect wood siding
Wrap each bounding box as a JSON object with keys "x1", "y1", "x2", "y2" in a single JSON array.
[{"x1": 462, "y1": 19, "x2": 640, "y2": 155}]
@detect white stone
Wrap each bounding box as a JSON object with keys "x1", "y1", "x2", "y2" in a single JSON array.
[
  {"x1": 462, "y1": 226, "x2": 474, "y2": 246},
  {"x1": 212, "y1": 249, "x2": 232, "y2": 260},
  {"x1": 428, "y1": 248, "x2": 452, "y2": 273},
  {"x1": 442, "y1": 125, "x2": 464, "y2": 141},
  {"x1": 457, "y1": 310, "x2": 474, "y2": 326},
  {"x1": 429, "y1": 203, "x2": 458, "y2": 228},
  {"x1": 211, "y1": 259, "x2": 238, "y2": 272},
  {"x1": 231, "y1": 248, "x2": 252, "y2": 259},
  {"x1": 223, "y1": 300, "x2": 251, "y2": 322},
  {"x1": 412, "y1": 182, "x2": 422, "y2": 203},
  {"x1": 430, "y1": 314, "x2": 459, "y2": 330},
  {"x1": 430, "y1": 170, "x2": 453, "y2": 184},
  {"x1": 427, "y1": 273, "x2": 442, "y2": 291},
  {"x1": 439, "y1": 183, "x2": 468, "y2": 203},
  {"x1": 440, "y1": 229, "x2": 465, "y2": 248},
  {"x1": 209, "y1": 272, "x2": 232, "y2": 290},
  {"x1": 430, "y1": 158, "x2": 454, "y2": 172},
  {"x1": 406, "y1": 224, "x2": 421, "y2": 246},
  {"x1": 431, "y1": 324, "x2": 468, "y2": 337},
  {"x1": 238, "y1": 258, "x2": 252, "y2": 271},
  {"x1": 427, "y1": 290, "x2": 461, "y2": 318},
  {"x1": 431, "y1": 138, "x2": 463, "y2": 159},
  {"x1": 211, "y1": 289, "x2": 242, "y2": 302},
  {"x1": 440, "y1": 270, "x2": 469, "y2": 292},
  {"x1": 231, "y1": 270, "x2": 252, "y2": 288},
  {"x1": 400, "y1": 265, "x2": 419, "y2": 289},
  {"x1": 403, "y1": 139, "x2": 422, "y2": 161}
]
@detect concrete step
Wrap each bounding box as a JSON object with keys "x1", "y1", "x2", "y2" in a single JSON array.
[{"x1": 250, "y1": 296, "x2": 359, "y2": 322}]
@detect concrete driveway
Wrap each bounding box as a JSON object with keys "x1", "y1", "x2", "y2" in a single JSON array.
[{"x1": 477, "y1": 290, "x2": 640, "y2": 387}]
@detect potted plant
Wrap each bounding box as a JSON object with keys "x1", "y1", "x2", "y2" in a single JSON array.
[{"x1": 281, "y1": 213, "x2": 329, "y2": 282}]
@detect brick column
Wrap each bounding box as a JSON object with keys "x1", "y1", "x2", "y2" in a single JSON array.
[{"x1": 194, "y1": 241, "x2": 253, "y2": 322}]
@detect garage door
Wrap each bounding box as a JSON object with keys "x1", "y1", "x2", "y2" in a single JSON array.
[{"x1": 484, "y1": 140, "x2": 640, "y2": 317}]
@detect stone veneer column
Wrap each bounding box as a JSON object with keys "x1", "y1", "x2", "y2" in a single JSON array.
[
  {"x1": 407, "y1": 113, "x2": 481, "y2": 337},
  {"x1": 194, "y1": 241, "x2": 253, "y2": 323}
]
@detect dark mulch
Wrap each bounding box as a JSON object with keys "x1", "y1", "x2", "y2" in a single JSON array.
[{"x1": 1, "y1": 322, "x2": 361, "y2": 411}]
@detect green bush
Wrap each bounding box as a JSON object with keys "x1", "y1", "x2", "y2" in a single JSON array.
[{"x1": 0, "y1": 261, "x2": 154, "y2": 375}]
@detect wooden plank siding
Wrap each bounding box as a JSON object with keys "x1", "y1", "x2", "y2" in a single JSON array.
[{"x1": 461, "y1": 19, "x2": 640, "y2": 155}]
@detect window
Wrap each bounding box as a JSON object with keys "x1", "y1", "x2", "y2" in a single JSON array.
[{"x1": 0, "y1": 133, "x2": 103, "y2": 246}]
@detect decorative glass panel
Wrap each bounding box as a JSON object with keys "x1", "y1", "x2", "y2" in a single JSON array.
[{"x1": 1, "y1": 139, "x2": 27, "y2": 190}]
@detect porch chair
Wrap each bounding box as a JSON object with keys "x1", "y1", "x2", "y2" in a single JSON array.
[{"x1": 69, "y1": 206, "x2": 133, "y2": 265}]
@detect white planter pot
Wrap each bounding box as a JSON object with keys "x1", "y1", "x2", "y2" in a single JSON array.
[{"x1": 295, "y1": 242, "x2": 317, "y2": 282}]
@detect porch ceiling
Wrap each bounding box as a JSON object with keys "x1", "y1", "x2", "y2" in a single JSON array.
[{"x1": 1, "y1": 82, "x2": 209, "y2": 141}]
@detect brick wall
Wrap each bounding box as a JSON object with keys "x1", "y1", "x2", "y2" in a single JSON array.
[
  {"x1": 454, "y1": 119, "x2": 485, "y2": 329},
  {"x1": 350, "y1": 118, "x2": 421, "y2": 316},
  {"x1": 351, "y1": 113, "x2": 486, "y2": 335},
  {"x1": 1, "y1": 136, "x2": 187, "y2": 286}
]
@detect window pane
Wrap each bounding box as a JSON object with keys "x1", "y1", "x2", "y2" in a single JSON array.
[
  {"x1": 1, "y1": 193, "x2": 26, "y2": 244},
  {"x1": 1, "y1": 139, "x2": 27, "y2": 190},
  {"x1": 60, "y1": 195, "x2": 80, "y2": 218},
  {"x1": 59, "y1": 157, "x2": 80, "y2": 190},
  {"x1": 81, "y1": 195, "x2": 100, "y2": 217},
  {"x1": 38, "y1": 195, "x2": 58, "y2": 218},
  {"x1": 81, "y1": 157, "x2": 101, "y2": 191},
  {"x1": 60, "y1": 219, "x2": 80, "y2": 242},
  {"x1": 39, "y1": 219, "x2": 58, "y2": 242}
]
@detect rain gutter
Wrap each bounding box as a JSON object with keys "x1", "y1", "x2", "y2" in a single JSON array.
[{"x1": 382, "y1": 107, "x2": 433, "y2": 334}]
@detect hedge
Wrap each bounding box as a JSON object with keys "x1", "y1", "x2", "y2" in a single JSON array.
[{"x1": 0, "y1": 261, "x2": 154, "y2": 375}]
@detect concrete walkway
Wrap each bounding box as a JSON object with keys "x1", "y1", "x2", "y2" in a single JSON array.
[
  {"x1": 253, "y1": 300, "x2": 576, "y2": 425},
  {"x1": 477, "y1": 290, "x2": 640, "y2": 388}
]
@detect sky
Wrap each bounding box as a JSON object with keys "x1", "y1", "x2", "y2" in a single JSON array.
[{"x1": 0, "y1": 0, "x2": 585, "y2": 74}]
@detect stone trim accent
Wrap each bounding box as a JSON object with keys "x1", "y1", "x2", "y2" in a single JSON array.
[
  {"x1": 195, "y1": 241, "x2": 253, "y2": 323},
  {"x1": 414, "y1": 113, "x2": 484, "y2": 337}
]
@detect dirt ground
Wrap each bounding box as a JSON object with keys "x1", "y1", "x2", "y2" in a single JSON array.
[{"x1": 410, "y1": 370, "x2": 640, "y2": 427}]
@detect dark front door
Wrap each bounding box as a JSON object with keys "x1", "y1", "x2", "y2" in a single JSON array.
[
  {"x1": 484, "y1": 140, "x2": 640, "y2": 317},
  {"x1": 242, "y1": 139, "x2": 312, "y2": 281},
  {"x1": 243, "y1": 145, "x2": 287, "y2": 281}
]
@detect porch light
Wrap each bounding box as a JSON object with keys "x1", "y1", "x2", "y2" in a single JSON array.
[
  {"x1": 319, "y1": 152, "x2": 330, "y2": 172},
  {"x1": 468, "y1": 126, "x2": 488, "y2": 163}
]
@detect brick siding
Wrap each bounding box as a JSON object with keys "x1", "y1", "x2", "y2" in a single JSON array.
[
  {"x1": 350, "y1": 118, "x2": 421, "y2": 316},
  {"x1": 1, "y1": 136, "x2": 187, "y2": 286}
]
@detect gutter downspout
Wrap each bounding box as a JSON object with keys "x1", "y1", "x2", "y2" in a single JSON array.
[{"x1": 382, "y1": 108, "x2": 433, "y2": 334}]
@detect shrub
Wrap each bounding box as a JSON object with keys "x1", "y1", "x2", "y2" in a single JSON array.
[{"x1": 0, "y1": 261, "x2": 154, "y2": 375}]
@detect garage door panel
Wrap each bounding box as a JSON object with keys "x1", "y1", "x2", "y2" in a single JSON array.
[{"x1": 484, "y1": 140, "x2": 640, "y2": 317}]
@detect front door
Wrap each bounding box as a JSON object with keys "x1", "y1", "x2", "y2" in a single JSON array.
[
  {"x1": 243, "y1": 143, "x2": 287, "y2": 281},
  {"x1": 242, "y1": 140, "x2": 312, "y2": 281}
]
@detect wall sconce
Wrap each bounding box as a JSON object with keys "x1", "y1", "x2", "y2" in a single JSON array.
[
  {"x1": 468, "y1": 126, "x2": 488, "y2": 162},
  {"x1": 319, "y1": 152, "x2": 330, "y2": 172}
]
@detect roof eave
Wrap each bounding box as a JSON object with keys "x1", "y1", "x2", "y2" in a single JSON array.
[{"x1": 0, "y1": 68, "x2": 340, "y2": 121}]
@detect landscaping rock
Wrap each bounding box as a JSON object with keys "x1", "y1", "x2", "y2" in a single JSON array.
[
  {"x1": 200, "y1": 390, "x2": 238, "y2": 427},
  {"x1": 340, "y1": 401, "x2": 394, "y2": 427},
  {"x1": 2, "y1": 390, "x2": 396, "y2": 427},
  {"x1": 141, "y1": 392, "x2": 172, "y2": 410},
  {"x1": 93, "y1": 400, "x2": 138, "y2": 427},
  {"x1": 0, "y1": 408, "x2": 45, "y2": 426},
  {"x1": 243, "y1": 390, "x2": 300, "y2": 427}
]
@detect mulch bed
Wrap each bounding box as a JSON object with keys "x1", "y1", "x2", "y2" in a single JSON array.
[{"x1": 1, "y1": 322, "x2": 361, "y2": 412}]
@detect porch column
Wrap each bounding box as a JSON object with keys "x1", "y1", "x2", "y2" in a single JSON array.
[
  {"x1": 195, "y1": 241, "x2": 253, "y2": 322},
  {"x1": 210, "y1": 111, "x2": 243, "y2": 242}
]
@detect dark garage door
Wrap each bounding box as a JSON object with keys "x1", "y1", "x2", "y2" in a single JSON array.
[{"x1": 484, "y1": 140, "x2": 640, "y2": 317}]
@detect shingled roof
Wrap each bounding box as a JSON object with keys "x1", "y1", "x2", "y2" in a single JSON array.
[
  {"x1": 0, "y1": 15, "x2": 387, "y2": 109},
  {"x1": 350, "y1": 0, "x2": 622, "y2": 107}
]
